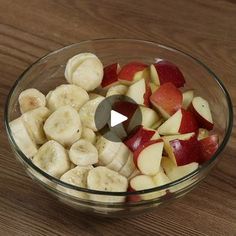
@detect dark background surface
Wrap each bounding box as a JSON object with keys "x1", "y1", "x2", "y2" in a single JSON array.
[{"x1": 0, "y1": 0, "x2": 235, "y2": 235}]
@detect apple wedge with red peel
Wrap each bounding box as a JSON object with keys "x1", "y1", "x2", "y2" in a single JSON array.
[
  {"x1": 118, "y1": 62, "x2": 148, "y2": 85},
  {"x1": 124, "y1": 125, "x2": 156, "y2": 152},
  {"x1": 158, "y1": 109, "x2": 198, "y2": 135},
  {"x1": 169, "y1": 135, "x2": 201, "y2": 166},
  {"x1": 101, "y1": 63, "x2": 120, "y2": 89},
  {"x1": 150, "y1": 82, "x2": 183, "y2": 119},
  {"x1": 199, "y1": 135, "x2": 219, "y2": 163},
  {"x1": 189, "y1": 96, "x2": 214, "y2": 130},
  {"x1": 126, "y1": 78, "x2": 151, "y2": 106},
  {"x1": 182, "y1": 90, "x2": 194, "y2": 109},
  {"x1": 151, "y1": 60, "x2": 186, "y2": 88},
  {"x1": 162, "y1": 132, "x2": 195, "y2": 165},
  {"x1": 133, "y1": 140, "x2": 164, "y2": 175},
  {"x1": 161, "y1": 156, "x2": 199, "y2": 181}
]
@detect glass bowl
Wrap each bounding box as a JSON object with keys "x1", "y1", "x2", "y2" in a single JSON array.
[{"x1": 4, "y1": 39, "x2": 233, "y2": 217}]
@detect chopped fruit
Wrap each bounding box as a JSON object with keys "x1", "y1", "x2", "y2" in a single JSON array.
[
  {"x1": 152, "y1": 168, "x2": 171, "y2": 186},
  {"x1": 118, "y1": 62, "x2": 148, "y2": 85},
  {"x1": 162, "y1": 133, "x2": 196, "y2": 165},
  {"x1": 124, "y1": 125, "x2": 160, "y2": 152},
  {"x1": 113, "y1": 101, "x2": 138, "y2": 129},
  {"x1": 101, "y1": 63, "x2": 120, "y2": 88},
  {"x1": 128, "y1": 106, "x2": 160, "y2": 132},
  {"x1": 150, "y1": 64, "x2": 160, "y2": 85},
  {"x1": 158, "y1": 109, "x2": 198, "y2": 135},
  {"x1": 150, "y1": 82, "x2": 183, "y2": 119},
  {"x1": 150, "y1": 60, "x2": 185, "y2": 88},
  {"x1": 162, "y1": 156, "x2": 199, "y2": 181},
  {"x1": 182, "y1": 90, "x2": 194, "y2": 109},
  {"x1": 150, "y1": 82, "x2": 159, "y2": 93},
  {"x1": 133, "y1": 140, "x2": 164, "y2": 175},
  {"x1": 126, "y1": 186, "x2": 141, "y2": 202},
  {"x1": 189, "y1": 96, "x2": 213, "y2": 130},
  {"x1": 197, "y1": 128, "x2": 209, "y2": 140},
  {"x1": 126, "y1": 78, "x2": 151, "y2": 106},
  {"x1": 169, "y1": 135, "x2": 201, "y2": 166},
  {"x1": 199, "y1": 135, "x2": 219, "y2": 163},
  {"x1": 129, "y1": 175, "x2": 157, "y2": 200}
]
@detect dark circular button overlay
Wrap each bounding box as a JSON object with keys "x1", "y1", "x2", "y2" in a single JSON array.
[{"x1": 95, "y1": 95, "x2": 142, "y2": 142}]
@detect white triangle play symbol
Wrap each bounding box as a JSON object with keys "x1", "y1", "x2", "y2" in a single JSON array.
[{"x1": 110, "y1": 110, "x2": 128, "y2": 127}]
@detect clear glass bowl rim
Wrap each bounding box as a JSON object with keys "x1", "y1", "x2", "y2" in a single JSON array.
[{"x1": 4, "y1": 38, "x2": 233, "y2": 197}]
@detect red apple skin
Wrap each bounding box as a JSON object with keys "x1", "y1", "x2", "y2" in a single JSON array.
[
  {"x1": 150, "y1": 82, "x2": 183, "y2": 116},
  {"x1": 188, "y1": 103, "x2": 214, "y2": 130},
  {"x1": 113, "y1": 101, "x2": 138, "y2": 129},
  {"x1": 133, "y1": 139, "x2": 163, "y2": 167},
  {"x1": 169, "y1": 135, "x2": 200, "y2": 166},
  {"x1": 101, "y1": 63, "x2": 119, "y2": 88},
  {"x1": 118, "y1": 62, "x2": 148, "y2": 83},
  {"x1": 153, "y1": 60, "x2": 185, "y2": 88},
  {"x1": 126, "y1": 186, "x2": 141, "y2": 202},
  {"x1": 179, "y1": 109, "x2": 199, "y2": 134},
  {"x1": 199, "y1": 135, "x2": 219, "y2": 163},
  {"x1": 124, "y1": 125, "x2": 155, "y2": 152},
  {"x1": 143, "y1": 79, "x2": 152, "y2": 107}
]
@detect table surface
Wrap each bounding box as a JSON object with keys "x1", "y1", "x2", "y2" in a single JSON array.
[{"x1": 0, "y1": 0, "x2": 236, "y2": 235}]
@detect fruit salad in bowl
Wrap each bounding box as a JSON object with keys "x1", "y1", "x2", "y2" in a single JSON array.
[{"x1": 5, "y1": 39, "x2": 233, "y2": 216}]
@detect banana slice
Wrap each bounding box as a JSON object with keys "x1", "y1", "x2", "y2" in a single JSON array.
[
  {"x1": 79, "y1": 96, "x2": 106, "y2": 131},
  {"x1": 96, "y1": 132, "x2": 122, "y2": 165},
  {"x1": 9, "y1": 117, "x2": 38, "y2": 158},
  {"x1": 43, "y1": 105, "x2": 82, "y2": 147},
  {"x1": 65, "y1": 53, "x2": 103, "y2": 91},
  {"x1": 33, "y1": 140, "x2": 70, "y2": 178},
  {"x1": 87, "y1": 166, "x2": 128, "y2": 203},
  {"x1": 81, "y1": 127, "x2": 96, "y2": 144},
  {"x1": 106, "y1": 84, "x2": 128, "y2": 97},
  {"x1": 69, "y1": 139, "x2": 98, "y2": 166},
  {"x1": 58, "y1": 165, "x2": 93, "y2": 199},
  {"x1": 19, "y1": 88, "x2": 46, "y2": 114},
  {"x1": 119, "y1": 152, "x2": 136, "y2": 178},
  {"x1": 106, "y1": 143, "x2": 131, "y2": 172},
  {"x1": 46, "y1": 84, "x2": 89, "y2": 111},
  {"x1": 21, "y1": 107, "x2": 50, "y2": 144}
]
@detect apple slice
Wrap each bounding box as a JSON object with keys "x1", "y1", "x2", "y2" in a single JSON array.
[
  {"x1": 133, "y1": 140, "x2": 164, "y2": 175},
  {"x1": 162, "y1": 132, "x2": 196, "y2": 165},
  {"x1": 150, "y1": 82, "x2": 183, "y2": 119},
  {"x1": 101, "y1": 63, "x2": 120, "y2": 88},
  {"x1": 129, "y1": 175, "x2": 157, "y2": 200},
  {"x1": 124, "y1": 125, "x2": 156, "y2": 152},
  {"x1": 169, "y1": 135, "x2": 201, "y2": 166},
  {"x1": 118, "y1": 62, "x2": 148, "y2": 85},
  {"x1": 128, "y1": 105, "x2": 160, "y2": 131},
  {"x1": 126, "y1": 78, "x2": 151, "y2": 106},
  {"x1": 182, "y1": 90, "x2": 194, "y2": 109},
  {"x1": 150, "y1": 60, "x2": 186, "y2": 88},
  {"x1": 158, "y1": 109, "x2": 198, "y2": 135},
  {"x1": 161, "y1": 156, "x2": 199, "y2": 181},
  {"x1": 152, "y1": 168, "x2": 171, "y2": 186},
  {"x1": 199, "y1": 134, "x2": 219, "y2": 163},
  {"x1": 189, "y1": 96, "x2": 213, "y2": 130},
  {"x1": 151, "y1": 118, "x2": 164, "y2": 129}
]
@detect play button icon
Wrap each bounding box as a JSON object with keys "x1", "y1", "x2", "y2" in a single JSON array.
[
  {"x1": 94, "y1": 95, "x2": 142, "y2": 142},
  {"x1": 110, "y1": 110, "x2": 128, "y2": 127}
]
